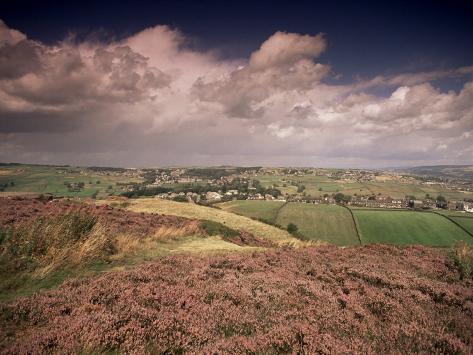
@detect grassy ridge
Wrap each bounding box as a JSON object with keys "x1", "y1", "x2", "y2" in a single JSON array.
[
  {"x1": 353, "y1": 209, "x2": 473, "y2": 246},
  {"x1": 123, "y1": 198, "x2": 299, "y2": 245}
]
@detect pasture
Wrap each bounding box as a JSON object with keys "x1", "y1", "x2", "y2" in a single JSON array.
[
  {"x1": 449, "y1": 216, "x2": 473, "y2": 235},
  {"x1": 0, "y1": 165, "x2": 142, "y2": 198},
  {"x1": 275, "y1": 203, "x2": 360, "y2": 245},
  {"x1": 219, "y1": 200, "x2": 284, "y2": 223},
  {"x1": 352, "y1": 209, "x2": 473, "y2": 246},
  {"x1": 256, "y1": 174, "x2": 473, "y2": 200},
  {"x1": 219, "y1": 200, "x2": 359, "y2": 246}
]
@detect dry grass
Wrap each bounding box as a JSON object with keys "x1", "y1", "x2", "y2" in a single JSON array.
[
  {"x1": 450, "y1": 241, "x2": 473, "y2": 280},
  {"x1": 118, "y1": 198, "x2": 301, "y2": 246},
  {"x1": 111, "y1": 221, "x2": 203, "y2": 260},
  {"x1": 31, "y1": 223, "x2": 113, "y2": 278}
]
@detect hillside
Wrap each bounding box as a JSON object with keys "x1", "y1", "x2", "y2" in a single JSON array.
[
  {"x1": 122, "y1": 198, "x2": 301, "y2": 246},
  {"x1": 1, "y1": 245, "x2": 472, "y2": 353},
  {"x1": 0, "y1": 199, "x2": 268, "y2": 300},
  {"x1": 399, "y1": 165, "x2": 473, "y2": 180}
]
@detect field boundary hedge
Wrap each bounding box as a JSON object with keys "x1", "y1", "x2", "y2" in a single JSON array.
[
  {"x1": 274, "y1": 201, "x2": 289, "y2": 222},
  {"x1": 432, "y1": 211, "x2": 473, "y2": 239},
  {"x1": 444, "y1": 215, "x2": 473, "y2": 219},
  {"x1": 342, "y1": 206, "x2": 362, "y2": 245}
]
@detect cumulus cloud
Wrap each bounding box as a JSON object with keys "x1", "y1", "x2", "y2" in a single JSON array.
[
  {"x1": 0, "y1": 20, "x2": 472, "y2": 167},
  {"x1": 192, "y1": 31, "x2": 330, "y2": 118}
]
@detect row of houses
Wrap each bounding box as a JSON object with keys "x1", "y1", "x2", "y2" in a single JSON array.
[
  {"x1": 155, "y1": 190, "x2": 285, "y2": 203},
  {"x1": 153, "y1": 187, "x2": 473, "y2": 213},
  {"x1": 288, "y1": 195, "x2": 473, "y2": 212}
]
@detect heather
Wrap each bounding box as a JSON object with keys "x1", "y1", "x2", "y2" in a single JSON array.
[
  {"x1": 0, "y1": 199, "x2": 266, "y2": 299},
  {"x1": 1, "y1": 245, "x2": 472, "y2": 353}
]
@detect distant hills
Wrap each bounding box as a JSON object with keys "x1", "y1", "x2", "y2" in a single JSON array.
[{"x1": 398, "y1": 165, "x2": 473, "y2": 180}]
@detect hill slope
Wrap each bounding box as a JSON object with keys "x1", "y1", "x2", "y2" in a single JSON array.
[
  {"x1": 123, "y1": 198, "x2": 300, "y2": 245},
  {"x1": 1, "y1": 245, "x2": 471, "y2": 353}
]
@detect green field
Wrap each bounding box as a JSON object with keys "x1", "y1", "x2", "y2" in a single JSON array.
[
  {"x1": 449, "y1": 216, "x2": 473, "y2": 235},
  {"x1": 275, "y1": 203, "x2": 360, "y2": 245},
  {"x1": 0, "y1": 165, "x2": 142, "y2": 198},
  {"x1": 219, "y1": 200, "x2": 285, "y2": 222},
  {"x1": 256, "y1": 174, "x2": 473, "y2": 200},
  {"x1": 352, "y1": 209, "x2": 473, "y2": 246},
  {"x1": 221, "y1": 200, "x2": 359, "y2": 246}
]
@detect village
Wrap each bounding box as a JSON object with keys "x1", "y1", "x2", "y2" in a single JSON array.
[
  {"x1": 139, "y1": 167, "x2": 473, "y2": 213},
  {"x1": 51, "y1": 165, "x2": 473, "y2": 213},
  {"x1": 152, "y1": 188, "x2": 473, "y2": 213}
]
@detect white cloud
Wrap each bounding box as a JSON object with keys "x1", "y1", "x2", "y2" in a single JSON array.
[{"x1": 0, "y1": 20, "x2": 472, "y2": 167}]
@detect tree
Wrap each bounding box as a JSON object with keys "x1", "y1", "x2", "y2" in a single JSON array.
[
  {"x1": 436, "y1": 195, "x2": 446, "y2": 202},
  {"x1": 287, "y1": 223, "x2": 298, "y2": 234},
  {"x1": 334, "y1": 193, "x2": 352, "y2": 204}
]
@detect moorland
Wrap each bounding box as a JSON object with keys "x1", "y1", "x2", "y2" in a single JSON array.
[{"x1": 0, "y1": 163, "x2": 472, "y2": 353}]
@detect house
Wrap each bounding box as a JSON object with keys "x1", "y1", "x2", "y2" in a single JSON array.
[
  {"x1": 224, "y1": 190, "x2": 239, "y2": 196},
  {"x1": 464, "y1": 202, "x2": 473, "y2": 213},
  {"x1": 448, "y1": 200, "x2": 463, "y2": 211},
  {"x1": 422, "y1": 200, "x2": 437, "y2": 209},
  {"x1": 391, "y1": 199, "x2": 406, "y2": 208},
  {"x1": 248, "y1": 193, "x2": 264, "y2": 200},
  {"x1": 206, "y1": 191, "x2": 222, "y2": 202}
]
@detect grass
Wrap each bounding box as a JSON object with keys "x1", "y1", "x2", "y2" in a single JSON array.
[
  {"x1": 121, "y1": 198, "x2": 299, "y2": 245},
  {"x1": 219, "y1": 201, "x2": 360, "y2": 246},
  {"x1": 0, "y1": 234, "x2": 259, "y2": 302},
  {"x1": 0, "y1": 210, "x2": 262, "y2": 301},
  {"x1": 352, "y1": 209, "x2": 473, "y2": 246},
  {"x1": 0, "y1": 164, "x2": 142, "y2": 198},
  {"x1": 449, "y1": 241, "x2": 473, "y2": 280},
  {"x1": 219, "y1": 200, "x2": 285, "y2": 223},
  {"x1": 275, "y1": 203, "x2": 360, "y2": 246},
  {"x1": 449, "y1": 216, "x2": 473, "y2": 235},
  {"x1": 255, "y1": 174, "x2": 473, "y2": 200}
]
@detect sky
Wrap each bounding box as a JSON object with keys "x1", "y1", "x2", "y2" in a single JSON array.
[{"x1": 0, "y1": 0, "x2": 472, "y2": 168}]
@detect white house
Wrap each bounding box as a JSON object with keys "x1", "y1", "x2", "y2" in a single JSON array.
[
  {"x1": 206, "y1": 191, "x2": 222, "y2": 202},
  {"x1": 464, "y1": 201, "x2": 473, "y2": 213}
]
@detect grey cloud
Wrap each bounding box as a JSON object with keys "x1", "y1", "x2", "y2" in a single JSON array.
[
  {"x1": 192, "y1": 31, "x2": 330, "y2": 118},
  {"x1": 0, "y1": 20, "x2": 26, "y2": 46},
  {"x1": 1, "y1": 20, "x2": 473, "y2": 167},
  {"x1": 0, "y1": 109, "x2": 85, "y2": 133},
  {"x1": 0, "y1": 40, "x2": 43, "y2": 79}
]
